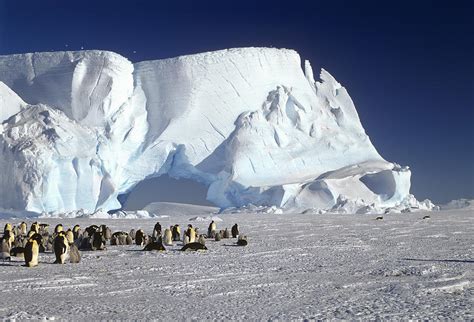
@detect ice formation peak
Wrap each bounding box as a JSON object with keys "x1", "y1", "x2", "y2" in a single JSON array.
[{"x1": 0, "y1": 47, "x2": 426, "y2": 215}]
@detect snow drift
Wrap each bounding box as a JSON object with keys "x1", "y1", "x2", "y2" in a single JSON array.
[{"x1": 0, "y1": 48, "x2": 430, "y2": 215}]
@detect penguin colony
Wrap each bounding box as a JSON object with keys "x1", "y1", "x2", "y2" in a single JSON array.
[{"x1": 0, "y1": 220, "x2": 247, "y2": 267}]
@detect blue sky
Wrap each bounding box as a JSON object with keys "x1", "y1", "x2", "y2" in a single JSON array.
[{"x1": 0, "y1": 0, "x2": 472, "y2": 205}]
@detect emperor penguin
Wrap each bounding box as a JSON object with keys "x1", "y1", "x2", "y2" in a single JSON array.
[
  {"x1": 4, "y1": 223, "x2": 12, "y2": 233},
  {"x1": 223, "y1": 228, "x2": 230, "y2": 239},
  {"x1": 152, "y1": 222, "x2": 162, "y2": 240},
  {"x1": 143, "y1": 237, "x2": 166, "y2": 251},
  {"x1": 40, "y1": 224, "x2": 50, "y2": 236},
  {"x1": 73, "y1": 225, "x2": 82, "y2": 240},
  {"x1": 19, "y1": 222, "x2": 27, "y2": 236},
  {"x1": 67, "y1": 232, "x2": 81, "y2": 264},
  {"x1": 197, "y1": 235, "x2": 206, "y2": 246},
  {"x1": 65, "y1": 229, "x2": 74, "y2": 245},
  {"x1": 183, "y1": 235, "x2": 190, "y2": 245},
  {"x1": 231, "y1": 224, "x2": 239, "y2": 238},
  {"x1": 135, "y1": 229, "x2": 147, "y2": 246},
  {"x1": 172, "y1": 225, "x2": 181, "y2": 241},
  {"x1": 24, "y1": 233, "x2": 42, "y2": 267},
  {"x1": 208, "y1": 221, "x2": 217, "y2": 238},
  {"x1": 100, "y1": 225, "x2": 112, "y2": 240},
  {"x1": 54, "y1": 224, "x2": 63, "y2": 235},
  {"x1": 30, "y1": 222, "x2": 39, "y2": 234},
  {"x1": 237, "y1": 235, "x2": 248, "y2": 246},
  {"x1": 1, "y1": 230, "x2": 14, "y2": 260},
  {"x1": 163, "y1": 228, "x2": 173, "y2": 246},
  {"x1": 181, "y1": 242, "x2": 208, "y2": 251},
  {"x1": 91, "y1": 231, "x2": 106, "y2": 251},
  {"x1": 215, "y1": 231, "x2": 222, "y2": 241},
  {"x1": 186, "y1": 225, "x2": 196, "y2": 243},
  {"x1": 129, "y1": 229, "x2": 136, "y2": 240},
  {"x1": 53, "y1": 231, "x2": 69, "y2": 264}
]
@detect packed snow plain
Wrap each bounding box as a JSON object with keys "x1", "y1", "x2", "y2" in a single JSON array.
[{"x1": 0, "y1": 203, "x2": 472, "y2": 320}]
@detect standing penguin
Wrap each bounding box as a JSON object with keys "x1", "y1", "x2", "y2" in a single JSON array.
[
  {"x1": 53, "y1": 231, "x2": 69, "y2": 264},
  {"x1": 101, "y1": 225, "x2": 112, "y2": 241},
  {"x1": 223, "y1": 228, "x2": 230, "y2": 239},
  {"x1": 197, "y1": 235, "x2": 206, "y2": 246},
  {"x1": 65, "y1": 229, "x2": 74, "y2": 245},
  {"x1": 67, "y1": 232, "x2": 81, "y2": 264},
  {"x1": 30, "y1": 222, "x2": 39, "y2": 234},
  {"x1": 185, "y1": 225, "x2": 196, "y2": 243},
  {"x1": 163, "y1": 228, "x2": 173, "y2": 246},
  {"x1": 1, "y1": 230, "x2": 14, "y2": 260},
  {"x1": 172, "y1": 225, "x2": 181, "y2": 241},
  {"x1": 24, "y1": 233, "x2": 42, "y2": 267},
  {"x1": 129, "y1": 229, "x2": 136, "y2": 240},
  {"x1": 152, "y1": 222, "x2": 162, "y2": 240},
  {"x1": 135, "y1": 229, "x2": 147, "y2": 246},
  {"x1": 91, "y1": 231, "x2": 106, "y2": 251},
  {"x1": 73, "y1": 225, "x2": 82, "y2": 240},
  {"x1": 231, "y1": 224, "x2": 239, "y2": 238},
  {"x1": 4, "y1": 223, "x2": 12, "y2": 234},
  {"x1": 208, "y1": 221, "x2": 217, "y2": 238},
  {"x1": 19, "y1": 222, "x2": 27, "y2": 236}
]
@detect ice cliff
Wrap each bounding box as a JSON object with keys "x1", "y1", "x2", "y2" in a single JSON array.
[{"x1": 0, "y1": 48, "x2": 429, "y2": 214}]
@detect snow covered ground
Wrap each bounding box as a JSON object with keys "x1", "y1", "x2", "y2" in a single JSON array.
[{"x1": 0, "y1": 208, "x2": 472, "y2": 320}]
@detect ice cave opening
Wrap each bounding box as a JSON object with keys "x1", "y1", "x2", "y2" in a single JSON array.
[{"x1": 118, "y1": 175, "x2": 213, "y2": 211}]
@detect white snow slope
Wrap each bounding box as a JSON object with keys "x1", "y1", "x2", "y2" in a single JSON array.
[
  {"x1": 0, "y1": 48, "x2": 429, "y2": 214},
  {"x1": 0, "y1": 209, "x2": 472, "y2": 319}
]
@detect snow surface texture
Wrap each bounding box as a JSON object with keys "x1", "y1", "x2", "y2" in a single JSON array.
[
  {"x1": 0, "y1": 48, "x2": 431, "y2": 214},
  {"x1": 0, "y1": 208, "x2": 472, "y2": 319}
]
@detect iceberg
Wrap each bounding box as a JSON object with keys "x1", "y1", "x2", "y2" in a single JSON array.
[{"x1": 0, "y1": 48, "x2": 428, "y2": 214}]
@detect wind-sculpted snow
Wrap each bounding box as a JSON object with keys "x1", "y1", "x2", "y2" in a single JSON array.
[{"x1": 0, "y1": 48, "x2": 429, "y2": 214}]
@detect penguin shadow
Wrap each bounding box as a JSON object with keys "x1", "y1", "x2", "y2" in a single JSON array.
[{"x1": 221, "y1": 244, "x2": 240, "y2": 247}]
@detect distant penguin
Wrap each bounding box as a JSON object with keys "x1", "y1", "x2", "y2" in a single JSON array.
[
  {"x1": 423, "y1": 215, "x2": 431, "y2": 219},
  {"x1": 181, "y1": 242, "x2": 208, "y2": 251},
  {"x1": 126, "y1": 234, "x2": 133, "y2": 245},
  {"x1": 4, "y1": 223, "x2": 12, "y2": 233},
  {"x1": 172, "y1": 225, "x2": 181, "y2": 241},
  {"x1": 85, "y1": 225, "x2": 99, "y2": 237},
  {"x1": 69, "y1": 244, "x2": 81, "y2": 264},
  {"x1": 24, "y1": 233, "x2": 42, "y2": 267},
  {"x1": 73, "y1": 225, "x2": 82, "y2": 240},
  {"x1": 1, "y1": 230, "x2": 14, "y2": 260},
  {"x1": 215, "y1": 231, "x2": 222, "y2": 241},
  {"x1": 186, "y1": 225, "x2": 196, "y2": 243},
  {"x1": 152, "y1": 222, "x2": 162, "y2": 239},
  {"x1": 91, "y1": 231, "x2": 106, "y2": 251},
  {"x1": 129, "y1": 229, "x2": 136, "y2": 240},
  {"x1": 237, "y1": 235, "x2": 248, "y2": 246},
  {"x1": 223, "y1": 228, "x2": 230, "y2": 239},
  {"x1": 375, "y1": 216, "x2": 383, "y2": 220},
  {"x1": 30, "y1": 222, "x2": 39, "y2": 234},
  {"x1": 101, "y1": 225, "x2": 112, "y2": 240},
  {"x1": 40, "y1": 224, "x2": 50, "y2": 236},
  {"x1": 135, "y1": 229, "x2": 147, "y2": 246},
  {"x1": 197, "y1": 235, "x2": 206, "y2": 246},
  {"x1": 19, "y1": 222, "x2": 27, "y2": 236},
  {"x1": 231, "y1": 224, "x2": 239, "y2": 238},
  {"x1": 54, "y1": 224, "x2": 63, "y2": 234},
  {"x1": 65, "y1": 229, "x2": 74, "y2": 245},
  {"x1": 53, "y1": 232, "x2": 69, "y2": 264},
  {"x1": 208, "y1": 220, "x2": 217, "y2": 238},
  {"x1": 183, "y1": 235, "x2": 190, "y2": 245},
  {"x1": 163, "y1": 228, "x2": 173, "y2": 246},
  {"x1": 143, "y1": 239, "x2": 166, "y2": 251}
]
